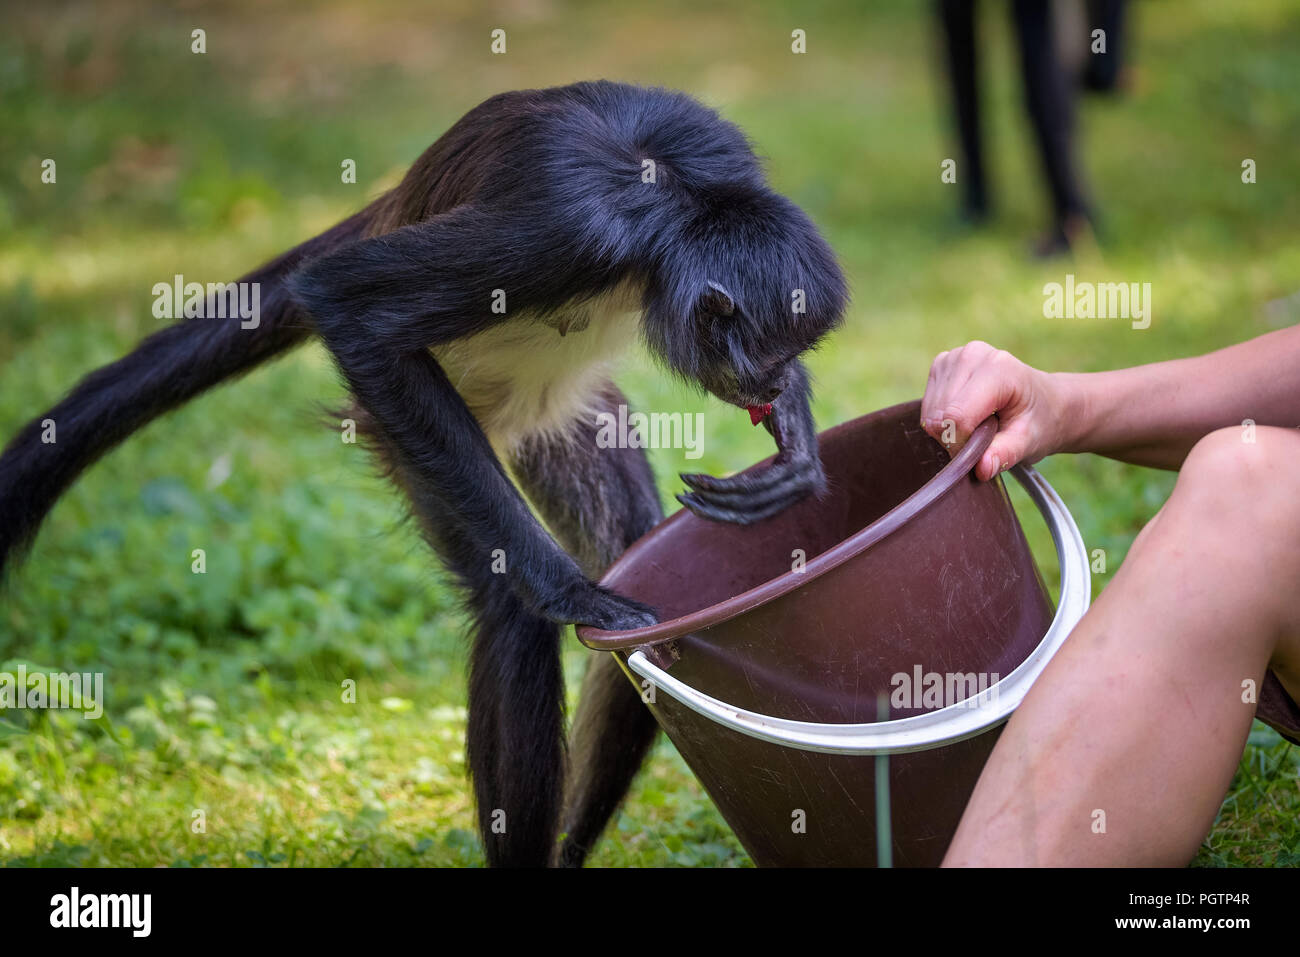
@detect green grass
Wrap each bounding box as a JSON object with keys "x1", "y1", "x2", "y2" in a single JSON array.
[{"x1": 1, "y1": 0, "x2": 1298, "y2": 866}]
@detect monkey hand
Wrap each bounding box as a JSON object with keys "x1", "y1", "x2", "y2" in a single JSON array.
[
  {"x1": 537, "y1": 577, "x2": 660, "y2": 632},
  {"x1": 677, "y1": 374, "x2": 827, "y2": 524},
  {"x1": 676, "y1": 447, "x2": 825, "y2": 525}
]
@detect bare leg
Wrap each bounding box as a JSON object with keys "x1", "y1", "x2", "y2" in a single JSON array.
[{"x1": 945, "y1": 426, "x2": 1300, "y2": 866}]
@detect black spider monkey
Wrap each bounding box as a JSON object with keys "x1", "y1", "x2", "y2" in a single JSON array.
[{"x1": 0, "y1": 81, "x2": 847, "y2": 866}]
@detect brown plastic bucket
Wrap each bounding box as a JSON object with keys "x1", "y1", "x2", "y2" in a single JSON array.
[{"x1": 576, "y1": 400, "x2": 1090, "y2": 866}]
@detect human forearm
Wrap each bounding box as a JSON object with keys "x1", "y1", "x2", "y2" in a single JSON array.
[{"x1": 1053, "y1": 325, "x2": 1300, "y2": 470}]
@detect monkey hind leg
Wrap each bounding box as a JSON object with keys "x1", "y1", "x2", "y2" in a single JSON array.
[
  {"x1": 556, "y1": 652, "x2": 659, "y2": 867},
  {"x1": 466, "y1": 585, "x2": 566, "y2": 868}
]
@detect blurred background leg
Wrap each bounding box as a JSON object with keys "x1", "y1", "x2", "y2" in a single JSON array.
[
  {"x1": 936, "y1": 0, "x2": 991, "y2": 223},
  {"x1": 1011, "y1": 0, "x2": 1094, "y2": 255},
  {"x1": 1082, "y1": 0, "x2": 1129, "y2": 93}
]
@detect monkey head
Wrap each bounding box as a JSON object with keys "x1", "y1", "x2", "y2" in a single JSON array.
[{"x1": 640, "y1": 185, "x2": 848, "y2": 423}]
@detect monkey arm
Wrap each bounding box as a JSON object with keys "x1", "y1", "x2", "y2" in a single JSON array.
[
  {"x1": 287, "y1": 218, "x2": 658, "y2": 632},
  {"x1": 676, "y1": 360, "x2": 828, "y2": 524}
]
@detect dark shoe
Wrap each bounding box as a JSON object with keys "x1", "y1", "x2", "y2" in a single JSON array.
[{"x1": 1029, "y1": 212, "x2": 1096, "y2": 259}]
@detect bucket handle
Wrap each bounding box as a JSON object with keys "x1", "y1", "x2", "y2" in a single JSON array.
[{"x1": 625, "y1": 464, "x2": 1091, "y2": 756}]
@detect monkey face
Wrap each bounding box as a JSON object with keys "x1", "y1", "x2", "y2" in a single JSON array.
[
  {"x1": 637, "y1": 185, "x2": 847, "y2": 416},
  {"x1": 679, "y1": 276, "x2": 834, "y2": 423}
]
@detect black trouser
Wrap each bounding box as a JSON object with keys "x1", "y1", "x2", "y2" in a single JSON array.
[
  {"x1": 936, "y1": 0, "x2": 1092, "y2": 229},
  {"x1": 1082, "y1": 0, "x2": 1127, "y2": 92}
]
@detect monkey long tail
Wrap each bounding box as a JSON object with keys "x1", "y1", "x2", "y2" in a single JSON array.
[{"x1": 0, "y1": 209, "x2": 372, "y2": 580}]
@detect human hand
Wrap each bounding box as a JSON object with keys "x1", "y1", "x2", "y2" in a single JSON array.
[{"x1": 920, "y1": 341, "x2": 1067, "y2": 481}]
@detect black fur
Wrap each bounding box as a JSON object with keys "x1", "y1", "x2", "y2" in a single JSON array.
[
  {"x1": 0, "y1": 209, "x2": 371, "y2": 576},
  {"x1": 510, "y1": 385, "x2": 665, "y2": 865},
  {"x1": 0, "y1": 81, "x2": 847, "y2": 866}
]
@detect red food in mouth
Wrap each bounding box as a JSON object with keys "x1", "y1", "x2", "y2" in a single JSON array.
[{"x1": 747, "y1": 403, "x2": 773, "y2": 426}]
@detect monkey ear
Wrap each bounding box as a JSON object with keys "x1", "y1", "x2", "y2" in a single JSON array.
[{"x1": 699, "y1": 280, "x2": 736, "y2": 318}]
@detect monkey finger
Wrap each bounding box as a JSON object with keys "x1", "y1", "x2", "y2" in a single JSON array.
[
  {"x1": 579, "y1": 589, "x2": 659, "y2": 631},
  {"x1": 540, "y1": 579, "x2": 659, "y2": 630},
  {"x1": 679, "y1": 458, "x2": 814, "y2": 495},
  {"x1": 680, "y1": 465, "x2": 818, "y2": 509},
  {"x1": 676, "y1": 488, "x2": 807, "y2": 525},
  {"x1": 678, "y1": 470, "x2": 743, "y2": 493},
  {"x1": 679, "y1": 469, "x2": 764, "y2": 495}
]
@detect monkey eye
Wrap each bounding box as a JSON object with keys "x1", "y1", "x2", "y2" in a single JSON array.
[{"x1": 699, "y1": 280, "x2": 736, "y2": 318}]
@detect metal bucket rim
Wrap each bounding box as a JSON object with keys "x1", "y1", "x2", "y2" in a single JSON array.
[{"x1": 577, "y1": 401, "x2": 998, "y2": 651}]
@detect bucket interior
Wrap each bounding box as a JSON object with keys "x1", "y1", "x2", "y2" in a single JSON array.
[
  {"x1": 597, "y1": 401, "x2": 1054, "y2": 725},
  {"x1": 586, "y1": 402, "x2": 1062, "y2": 866},
  {"x1": 603, "y1": 403, "x2": 957, "y2": 623}
]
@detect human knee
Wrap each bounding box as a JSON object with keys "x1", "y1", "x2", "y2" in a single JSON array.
[{"x1": 1176, "y1": 425, "x2": 1300, "y2": 537}]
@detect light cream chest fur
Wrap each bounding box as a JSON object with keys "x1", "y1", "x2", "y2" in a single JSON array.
[{"x1": 431, "y1": 282, "x2": 643, "y2": 449}]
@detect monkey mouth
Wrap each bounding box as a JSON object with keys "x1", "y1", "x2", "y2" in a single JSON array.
[{"x1": 712, "y1": 383, "x2": 778, "y2": 425}]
